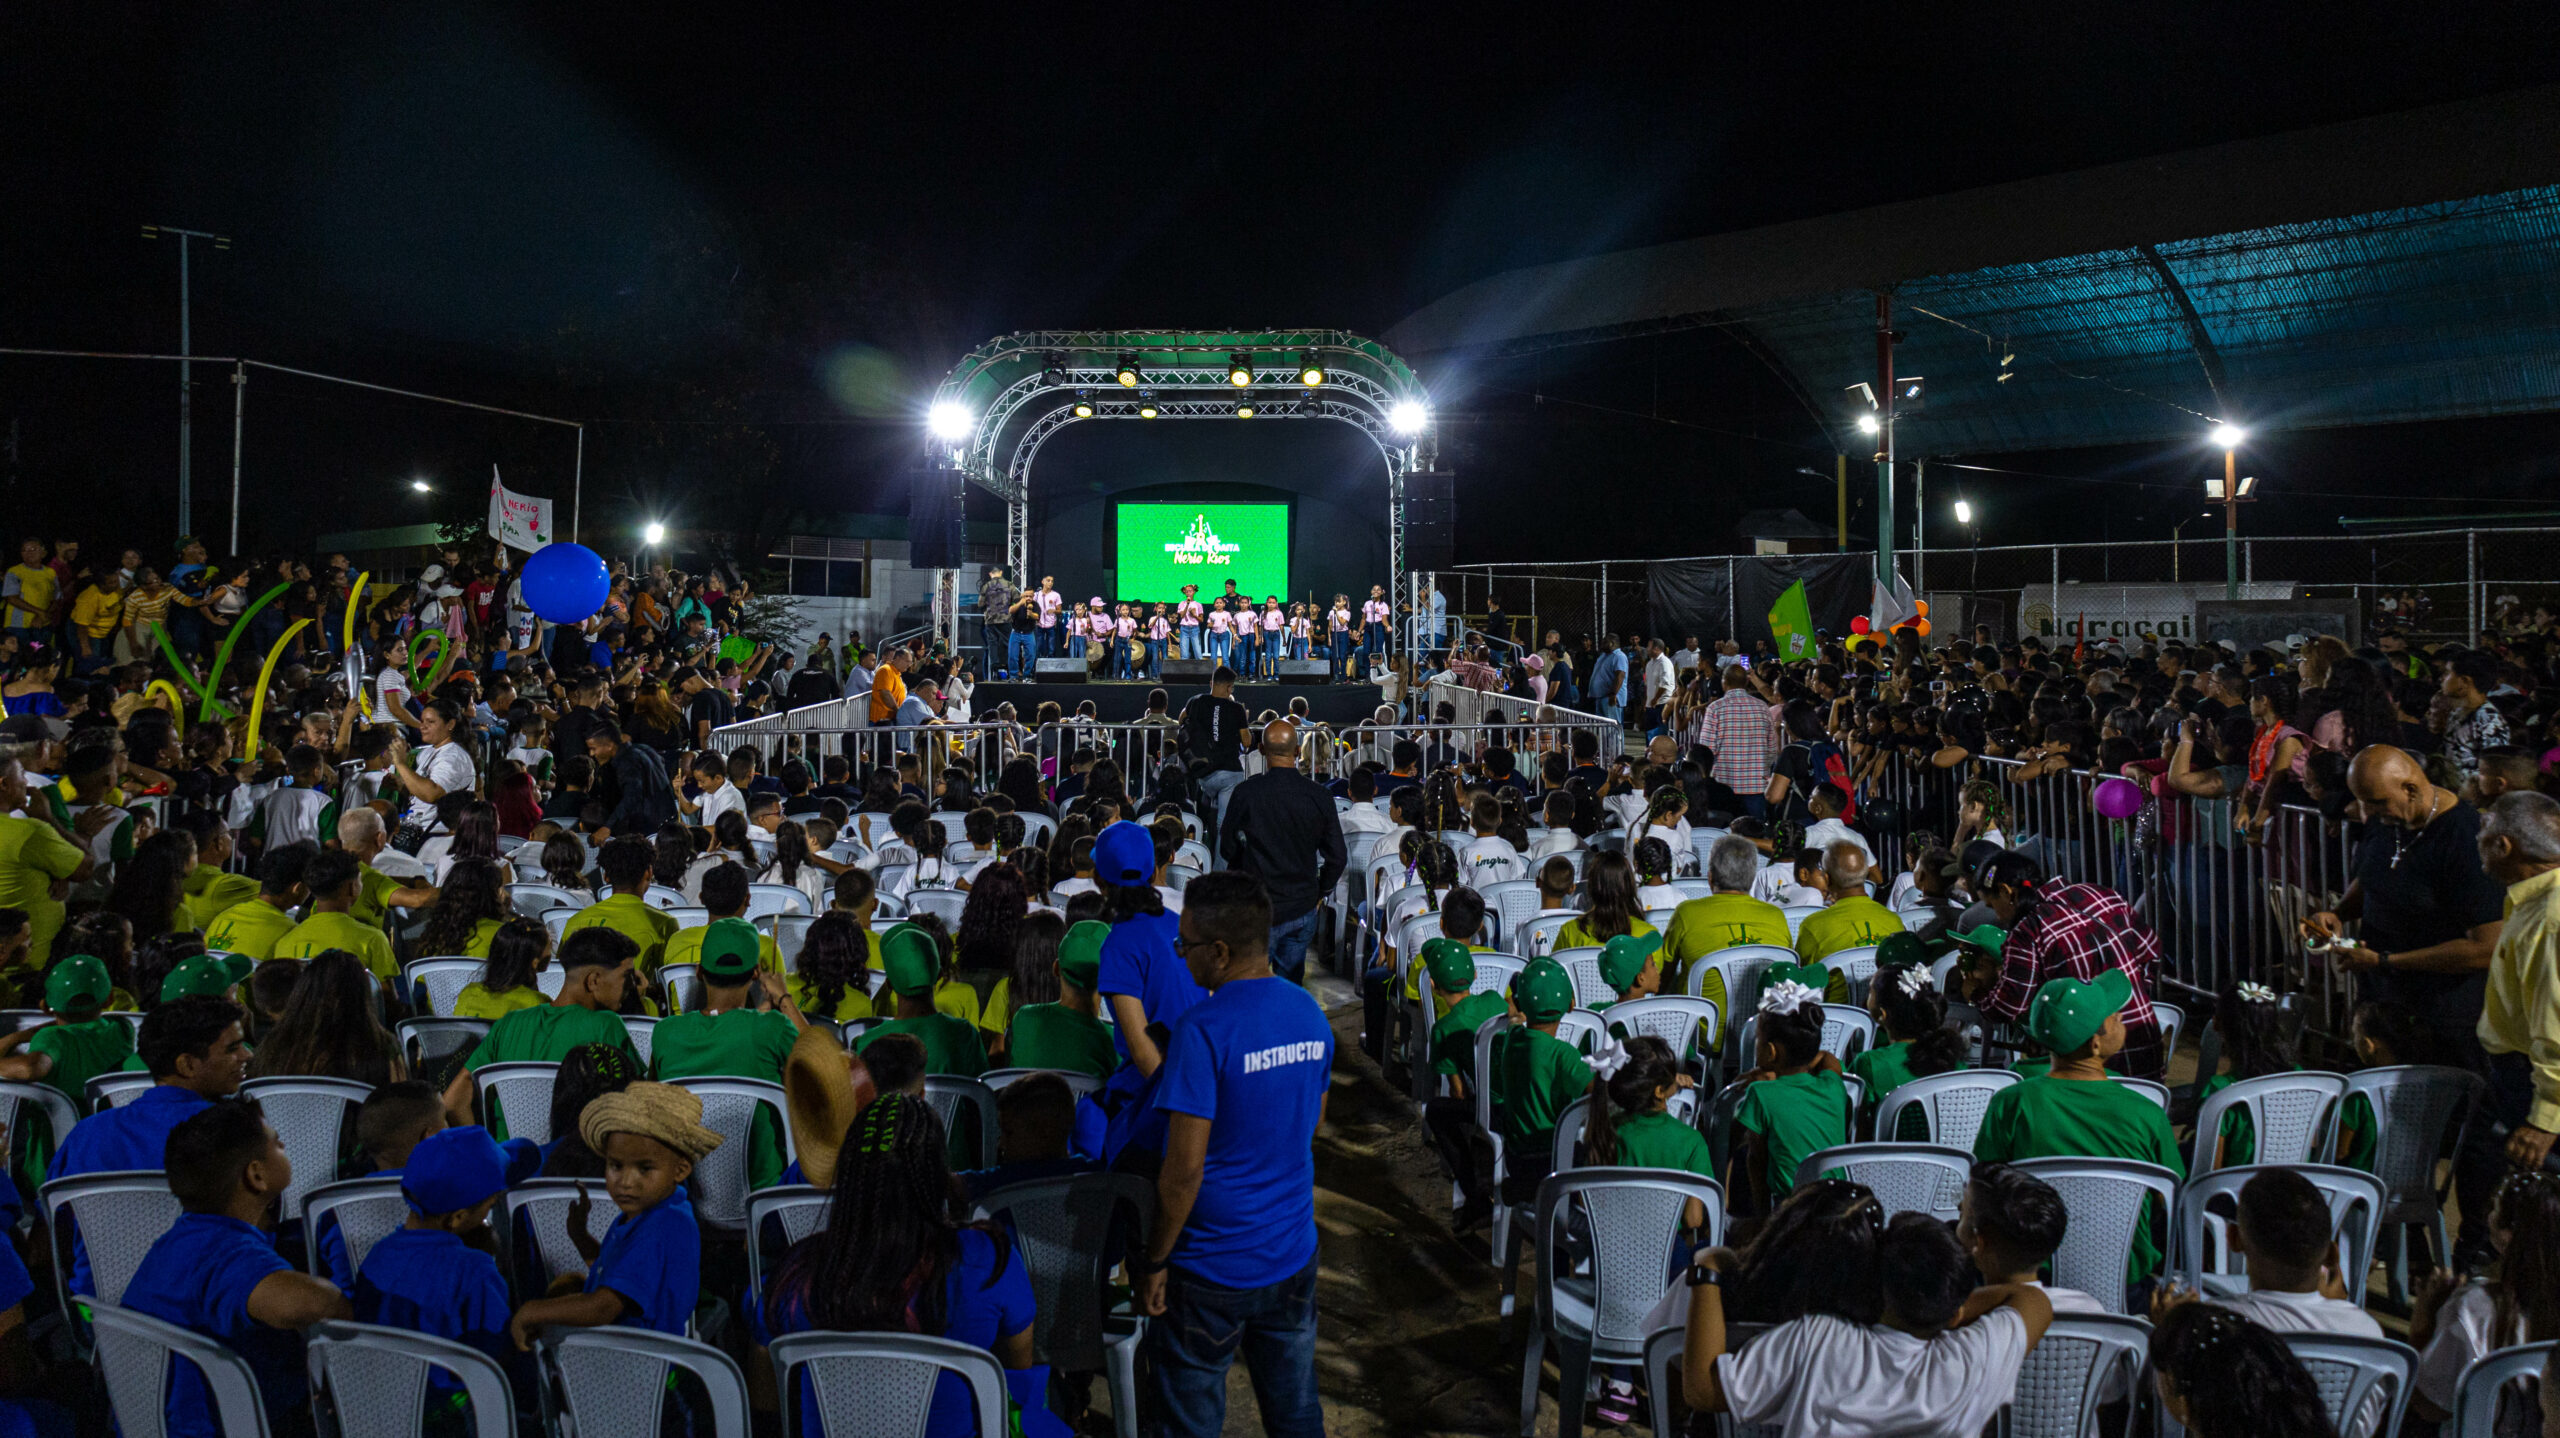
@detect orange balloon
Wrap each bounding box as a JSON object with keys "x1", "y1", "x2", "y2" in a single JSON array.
[
  {"x1": 1915, "y1": 617, "x2": 1932, "y2": 637},
  {"x1": 1913, "y1": 599, "x2": 1930, "y2": 616}
]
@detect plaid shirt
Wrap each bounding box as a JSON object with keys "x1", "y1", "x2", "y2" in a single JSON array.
[
  {"x1": 1700, "y1": 690, "x2": 1781, "y2": 794},
  {"x1": 1982, "y1": 880, "x2": 2165, "y2": 1079}
]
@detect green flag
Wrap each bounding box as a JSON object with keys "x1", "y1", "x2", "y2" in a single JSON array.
[{"x1": 1768, "y1": 579, "x2": 1816, "y2": 663}]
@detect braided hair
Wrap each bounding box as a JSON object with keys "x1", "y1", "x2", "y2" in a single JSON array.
[
  {"x1": 1584, "y1": 1034, "x2": 1678, "y2": 1167},
  {"x1": 764, "y1": 1093, "x2": 1009, "y2": 1336},
  {"x1": 2147, "y1": 1304, "x2": 2338, "y2": 1438},
  {"x1": 1872, "y1": 963, "x2": 1967, "y2": 1076}
]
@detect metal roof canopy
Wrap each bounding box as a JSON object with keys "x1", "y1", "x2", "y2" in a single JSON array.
[{"x1": 1385, "y1": 86, "x2": 2560, "y2": 457}]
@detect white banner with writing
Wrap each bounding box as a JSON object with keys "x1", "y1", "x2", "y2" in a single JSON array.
[
  {"x1": 487, "y1": 468, "x2": 554, "y2": 553},
  {"x1": 2020, "y1": 581, "x2": 2297, "y2": 645}
]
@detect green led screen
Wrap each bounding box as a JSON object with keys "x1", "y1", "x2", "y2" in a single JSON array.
[{"x1": 1112, "y1": 502, "x2": 1290, "y2": 599}]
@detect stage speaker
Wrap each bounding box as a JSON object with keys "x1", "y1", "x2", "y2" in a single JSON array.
[
  {"x1": 1032, "y1": 658, "x2": 1087, "y2": 683},
  {"x1": 906, "y1": 469, "x2": 965, "y2": 570},
  {"x1": 1160, "y1": 658, "x2": 1217, "y2": 682},
  {"x1": 1403, "y1": 470, "x2": 1457, "y2": 570},
  {"x1": 1277, "y1": 659, "x2": 1332, "y2": 685}
]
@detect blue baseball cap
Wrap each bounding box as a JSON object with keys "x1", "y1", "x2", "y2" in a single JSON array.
[
  {"x1": 401, "y1": 1126, "x2": 529, "y2": 1216},
  {"x1": 1093, "y1": 821, "x2": 1158, "y2": 886}
]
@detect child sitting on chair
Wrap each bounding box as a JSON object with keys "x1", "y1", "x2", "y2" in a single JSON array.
[
  {"x1": 1732, "y1": 973, "x2": 1847, "y2": 1217},
  {"x1": 353, "y1": 1125, "x2": 538, "y2": 1415},
  {"x1": 508, "y1": 1081, "x2": 722, "y2": 1345}
]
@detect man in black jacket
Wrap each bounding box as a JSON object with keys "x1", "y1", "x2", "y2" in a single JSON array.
[
  {"x1": 1217, "y1": 717, "x2": 1346, "y2": 984},
  {"x1": 585, "y1": 720, "x2": 676, "y2": 840}
]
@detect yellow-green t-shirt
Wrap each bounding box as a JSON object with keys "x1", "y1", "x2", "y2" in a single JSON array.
[
  {"x1": 454, "y1": 983, "x2": 544, "y2": 1021},
  {"x1": 0, "y1": 813, "x2": 86, "y2": 967},
  {"x1": 1664, "y1": 893, "x2": 1792, "y2": 976},
  {"x1": 1795, "y1": 897, "x2": 1905, "y2": 964},
  {"x1": 182, "y1": 866, "x2": 260, "y2": 933},
  {"x1": 562, "y1": 893, "x2": 680, "y2": 973},
  {"x1": 3, "y1": 564, "x2": 57, "y2": 625},
  {"x1": 273, "y1": 909, "x2": 400, "y2": 980},
  {"x1": 786, "y1": 973, "x2": 877, "y2": 1024},
  {"x1": 1553, "y1": 915, "x2": 1658, "y2": 955},
  {"x1": 661, "y1": 922, "x2": 784, "y2": 983},
  {"x1": 462, "y1": 918, "x2": 506, "y2": 959},
  {"x1": 204, "y1": 897, "x2": 299, "y2": 961}
]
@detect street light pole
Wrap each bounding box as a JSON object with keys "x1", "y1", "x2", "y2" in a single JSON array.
[
  {"x1": 2222, "y1": 443, "x2": 2240, "y2": 601},
  {"x1": 142, "y1": 225, "x2": 230, "y2": 539}
]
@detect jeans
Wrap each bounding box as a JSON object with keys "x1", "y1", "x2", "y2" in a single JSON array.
[
  {"x1": 1329, "y1": 631, "x2": 1352, "y2": 678},
  {"x1": 1149, "y1": 1257, "x2": 1324, "y2": 1438},
  {"x1": 1267, "y1": 905, "x2": 1320, "y2": 984},
  {"x1": 1146, "y1": 638, "x2": 1165, "y2": 677},
  {"x1": 1039, "y1": 625, "x2": 1058, "y2": 656},
  {"x1": 1232, "y1": 634, "x2": 1254, "y2": 677},
  {"x1": 1198, "y1": 768, "x2": 1245, "y2": 849},
  {"x1": 1007, "y1": 631, "x2": 1037, "y2": 676},
  {"x1": 1180, "y1": 627, "x2": 1201, "y2": 659}
]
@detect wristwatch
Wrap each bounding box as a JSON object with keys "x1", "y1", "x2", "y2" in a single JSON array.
[
  {"x1": 1686, "y1": 1264, "x2": 1723, "y2": 1290},
  {"x1": 1128, "y1": 1251, "x2": 1168, "y2": 1278}
]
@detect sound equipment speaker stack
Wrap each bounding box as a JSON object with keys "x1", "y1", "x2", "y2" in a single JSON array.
[
  {"x1": 906, "y1": 469, "x2": 965, "y2": 570},
  {"x1": 1276, "y1": 660, "x2": 1332, "y2": 685},
  {"x1": 1032, "y1": 658, "x2": 1087, "y2": 683},
  {"x1": 1404, "y1": 470, "x2": 1457, "y2": 570},
  {"x1": 1159, "y1": 658, "x2": 1217, "y2": 683}
]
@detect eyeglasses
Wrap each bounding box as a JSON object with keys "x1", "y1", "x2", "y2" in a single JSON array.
[{"x1": 1169, "y1": 935, "x2": 1227, "y2": 959}]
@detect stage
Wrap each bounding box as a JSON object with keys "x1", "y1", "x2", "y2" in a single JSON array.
[{"x1": 972, "y1": 680, "x2": 1385, "y2": 724}]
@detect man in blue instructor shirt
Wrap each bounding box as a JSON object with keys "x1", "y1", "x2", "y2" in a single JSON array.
[{"x1": 1132, "y1": 871, "x2": 1332, "y2": 1438}]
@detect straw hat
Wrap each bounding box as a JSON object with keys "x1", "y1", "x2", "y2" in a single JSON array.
[
  {"x1": 578, "y1": 1081, "x2": 723, "y2": 1162},
  {"x1": 781, "y1": 1025, "x2": 876, "y2": 1188}
]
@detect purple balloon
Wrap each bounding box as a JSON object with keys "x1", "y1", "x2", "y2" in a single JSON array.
[{"x1": 2091, "y1": 776, "x2": 2144, "y2": 820}]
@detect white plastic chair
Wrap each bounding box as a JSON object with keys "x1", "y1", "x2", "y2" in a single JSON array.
[
  {"x1": 509, "y1": 882, "x2": 588, "y2": 918},
  {"x1": 744, "y1": 1185, "x2": 831, "y2": 1319},
  {"x1": 304, "y1": 1176, "x2": 409, "y2": 1288},
  {"x1": 746, "y1": 883, "x2": 814, "y2": 922},
  {"x1": 1733, "y1": 1004, "x2": 1876, "y2": 1065},
  {"x1": 0, "y1": 1079, "x2": 78, "y2": 1169},
  {"x1": 980, "y1": 1068, "x2": 1105, "y2": 1099},
  {"x1": 904, "y1": 889, "x2": 969, "y2": 927},
  {"x1": 1642, "y1": 906, "x2": 1680, "y2": 934},
  {"x1": 540, "y1": 907, "x2": 577, "y2": 943},
  {"x1": 1515, "y1": 913, "x2": 1575, "y2": 958},
  {"x1": 42, "y1": 1169, "x2": 180, "y2": 1324},
  {"x1": 1781, "y1": 904, "x2": 1821, "y2": 939},
  {"x1": 643, "y1": 884, "x2": 688, "y2": 910},
  {"x1": 2009, "y1": 1157, "x2": 2180, "y2": 1314},
  {"x1": 1553, "y1": 1009, "x2": 1610, "y2": 1054},
  {"x1": 1550, "y1": 1090, "x2": 1701, "y2": 1172},
  {"x1": 2447, "y1": 1340, "x2": 2554, "y2": 1438},
  {"x1": 239, "y1": 1076, "x2": 372, "y2": 1222},
  {"x1": 1517, "y1": 1168, "x2": 1726, "y2": 1438},
  {"x1": 2172, "y1": 1162, "x2": 2384, "y2": 1304},
  {"x1": 660, "y1": 963, "x2": 705, "y2": 1015},
  {"x1": 91, "y1": 1302, "x2": 274, "y2": 1438},
  {"x1": 548, "y1": 1327, "x2": 750, "y2": 1438},
  {"x1": 1671, "y1": 877, "x2": 1715, "y2": 903},
  {"x1": 2280, "y1": 1333, "x2": 2417, "y2": 1438},
  {"x1": 1684, "y1": 945, "x2": 1791, "y2": 1067},
  {"x1": 1603, "y1": 996, "x2": 1723, "y2": 1070},
  {"x1": 396, "y1": 1017, "x2": 488, "y2": 1071},
  {"x1": 2189, "y1": 1070, "x2": 2348, "y2": 1174},
  {"x1": 1872, "y1": 1068, "x2": 2019, "y2": 1151},
  {"x1": 768, "y1": 1332, "x2": 1005, "y2": 1438},
  {"x1": 974, "y1": 1173, "x2": 1156, "y2": 1438},
  {"x1": 306, "y1": 1319, "x2": 515, "y2": 1438},
  {"x1": 401, "y1": 957, "x2": 484, "y2": 1017},
  {"x1": 2006, "y1": 1313, "x2": 2152, "y2": 1438},
  {"x1": 1821, "y1": 944, "x2": 1880, "y2": 1004},
  {"x1": 1551, "y1": 947, "x2": 1613, "y2": 1008},
  {"x1": 923, "y1": 1075, "x2": 1001, "y2": 1168},
  {"x1": 87, "y1": 1070, "x2": 154, "y2": 1112},
  {"x1": 770, "y1": 913, "x2": 817, "y2": 968},
  {"x1": 502, "y1": 1179, "x2": 622, "y2": 1296},
  {"x1": 2323, "y1": 1064, "x2": 2485, "y2": 1307},
  {"x1": 2117, "y1": 1077, "x2": 2171, "y2": 1110},
  {"x1": 664, "y1": 905, "x2": 710, "y2": 930},
  {"x1": 1793, "y1": 1142, "x2": 1976, "y2": 1222},
  {"x1": 2152, "y1": 999, "x2": 2185, "y2": 1067},
  {"x1": 471, "y1": 1061, "x2": 561, "y2": 1145},
  {"x1": 666, "y1": 1076, "x2": 793, "y2": 1232},
  {"x1": 1479, "y1": 879, "x2": 1546, "y2": 949}
]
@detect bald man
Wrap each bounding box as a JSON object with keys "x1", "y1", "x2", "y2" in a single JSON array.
[
  {"x1": 2304, "y1": 743, "x2": 2510, "y2": 1260},
  {"x1": 1217, "y1": 716, "x2": 1347, "y2": 984},
  {"x1": 1796, "y1": 840, "x2": 1906, "y2": 965}
]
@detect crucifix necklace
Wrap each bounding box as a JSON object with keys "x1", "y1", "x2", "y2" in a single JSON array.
[{"x1": 2389, "y1": 791, "x2": 2446, "y2": 869}]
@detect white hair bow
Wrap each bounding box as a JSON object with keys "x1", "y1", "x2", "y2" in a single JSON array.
[
  {"x1": 1895, "y1": 965, "x2": 1931, "y2": 998},
  {"x1": 1588, "y1": 1033, "x2": 1633, "y2": 1080},
  {"x1": 1759, "y1": 980, "x2": 1820, "y2": 1017},
  {"x1": 2237, "y1": 980, "x2": 2277, "y2": 1005}
]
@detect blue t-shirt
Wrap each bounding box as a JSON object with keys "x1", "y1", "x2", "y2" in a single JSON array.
[
  {"x1": 354, "y1": 1226, "x2": 519, "y2": 1403},
  {"x1": 586, "y1": 1187, "x2": 699, "y2": 1336},
  {"x1": 1093, "y1": 911, "x2": 1203, "y2": 1056},
  {"x1": 767, "y1": 1226, "x2": 1063, "y2": 1438},
  {"x1": 119, "y1": 1212, "x2": 299, "y2": 1438},
  {"x1": 49, "y1": 1084, "x2": 211, "y2": 1297},
  {"x1": 0, "y1": 1236, "x2": 52, "y2": 1438},
  {"x1": 1151, "y1": 976, "x2": 1333, "y2": 1289}
]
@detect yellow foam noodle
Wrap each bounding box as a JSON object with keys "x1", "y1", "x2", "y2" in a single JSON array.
[
  {"x1": 342, "y1": 573, "x2": 373, "y2": 718},
  {"x1": 243, "y1": 619, "x2": 312, "y2": 759},
  {"x1": 142, "y1": 679, "x2": 186, "y2": 713}
]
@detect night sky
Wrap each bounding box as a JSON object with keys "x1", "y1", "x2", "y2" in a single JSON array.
[{"x1": 8, "y1": 3, "x2": 2560, "y2": 563}]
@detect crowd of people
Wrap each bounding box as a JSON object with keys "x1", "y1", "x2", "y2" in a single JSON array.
[
  {"x1": 977, "y1": 568, "x2": 1402, "y2": 683},
  {"x1": 0, "y1": 517, "x2": 2556, "y2": 1436}
]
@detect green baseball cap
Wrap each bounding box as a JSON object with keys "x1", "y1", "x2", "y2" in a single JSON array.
[
  {"x1": 161, "y1": 952, "x2": 255, "y2": 1003},
  {"x1": 1596, "y1": 932, "x2": 1663, "y2": 992},
  {"x1": 1511, "y1": 958, "x2": 1577, "y2": 1022},
  {"x1": 1948, "y1": 924, "x2": 2008, "y2": 957},
  {"x1": 44, "y1": 954, "x2": 112, "y2": 1013},
  {"x1": 1420, "y1": 937, "x2": 1477, "y2": 993},
  {"x1": 1057, "y1": 920, "x2": 1108, "y2": 991},
  {"x1": 1876, "y1": 932, "x2": 1931, "y2": 970},
  {"x1": 879, "y1": 923, "x2": 941, "y2": 998},
  {"x1": 1762, "y1": 961, "x2": 1831, "y2": 997},
  {"x1": 2025, "y1": 968, "x2": 2132, "y2": 1056},
  {"x1": 698, "y1": 918, "x2": 763, "y2": 981}
]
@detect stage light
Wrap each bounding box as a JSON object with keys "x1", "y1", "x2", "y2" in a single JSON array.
[
  {"x1": 642, "y1": 522, "x2": 666, "y2": 545},
  {"x1": 1855, "y1": 413, "x2": 1880, "y2": 435},
  {"x1": 926, "y1": 401, "x2": 973, "y2": 440},
  {"x1": 2211, "y1": 422, "x2": 2246, "y2": 449},
  {"x1": 1233, "y1": 398, "x2": 1255, "y2": 418},
  {"x1": 1298, "y1": 353, "x2": 1325, "y2": 386},
  {"x1": 410, "y1": 478, "x2": 431, "y2": 492},
  {"x1": 1115, "y1": 355, "x2": 1141, "y2": 387},
  {"x1": 1228, "y1": 355, "x2": 1254, "y2": 387},
  {"x1": 1071, "y1": 390, "x2": 1096, "y2": 418},
  {"x1": 1138, "y1": 392, "x2": 1160, "y2": 419},
  {"x1": 1388, "y1": 400, "x2": 1428, "y2": 434},
  {"x1": 1953, "y1": 500, "x2": 1973, "y2": 524}
]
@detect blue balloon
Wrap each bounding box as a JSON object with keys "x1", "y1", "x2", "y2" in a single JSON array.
[{"x1": 519, "y1": 542, "x2": 611, "y2": 625}]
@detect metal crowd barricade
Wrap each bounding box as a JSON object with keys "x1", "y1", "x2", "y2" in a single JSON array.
[
  {"x1": 1030, "y1": 721, "x2": 1189, "y2": 788},
  {"x1": 1422, "y1": 678, "x2": 1626, "y2": 765},
  {"x1": 707, "y1": 716, "x2": 1021, "y2": 786}
]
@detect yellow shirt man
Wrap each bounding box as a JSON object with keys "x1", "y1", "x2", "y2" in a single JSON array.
[
  {"x1": 274, "y1": 908, "x2": 400, "y2": 980},
  {"x1": 182, "y1": 865, "x2": 260, "y2": 933},
  {"x1": 563, "y1": 891, "x2": 680, "y2": 974},
  {"x1": 1796, "y1": 894, "x2": 1905, "y2": 965},
  {"x1": 0, "y1": 812, "x2": 85, "y2": 967},
  {"x1": 69, "y1": 584, "x2": 123, "y2": 639},
  {"x1": 2482, "y1": 864, "x2": 2560, "y2": 1134},
  {"x1": 2, "y1": 562, "x2": 57, "y2": 629},
  {"x1": 205, "y1": 896, "x2": 300, "y2": 961}
]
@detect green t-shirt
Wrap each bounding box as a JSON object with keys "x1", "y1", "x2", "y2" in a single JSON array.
[
  {"x1": 651, "y1": 1005, "x2": 798, "y2": 1191},
  {"x1": 1795, "y1": 897, "x2": 1906, "y2": 964},
  {"x1": 29, "y1": 1016, "x2": 135, "y2": 1104},
  {"x1": 563, "y1": 893, "x2": 680, "y2": 972},
  {"x1": 182, "y1": 866, "x2": 259, "y2": 933},
  {"x1": 1737, "y1": 1069, "x2": 1849, "y2": 1200},
  {"x1": 204, "y1": 897, "x2": 298, "y2": 961},
  {"x1": 454, "y1": 984, "x2": 543, "y2": 1021},
  {"x1": 1609, "y1": 1109, "x2": 1714, "y2": 1178},
  {"x1": 2335, "y1": 1092, "x2": 2377, "y2": 1171},
  {"x1": 274, "y1": 909, "x2": 400, "y2": 980},
  {"x1": 2011, "y1": 1056, "x2": 2052, "y2": 1079},
  {"x1": 1005, "y1": 1004, "x2": 1119, "y2": 1080},
  {"x1": 466, "y1": 1004, "x2": 637, "y2": 1070},
  {"x1": 1972, "y1": 1075, "x2": 2186, "y2": 1280},
  {"x1": 1430, "y1": 990, "x2": 1510, "y2": 1079},
  {"x1": 0, "y1": 812, "x2": 86, "y2": 967},
  {"x1": 1846, "y1": 1040, "x2": 1935, "y2": 1140},
  {"x1": 1491, "y1": 1026, "x2": 1592, "y2": 1148},
  {"x1": 857, "y1": 1012, "x2": 988, "y2": 1077}
]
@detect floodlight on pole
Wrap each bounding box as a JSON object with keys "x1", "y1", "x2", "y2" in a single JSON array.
[
  {"x1": 1953, "y1": 499, "x2": 1973, "y2": 525},
  {"x1": 926, "y1": 401, "x2": 973, "y2": 441},
  {"x1": 1388, "y1": 400, "x2": 1428, "y2": 435},
  {"x1": 410, "y1": 478, "x2": 431, "y2": 493},
  {"x1": 2211, "y1": 423, "x2": 2246, "y2": 450},
  {"x1": 642, "y1": 522, "x2": 666, "y2": 546},
  {"x1": 2209, "y1": 421, "x2": 2249, "y2": 600},
  {"x1": 1855, "y1": 412, "x2": 1880, "y2": 435}
]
